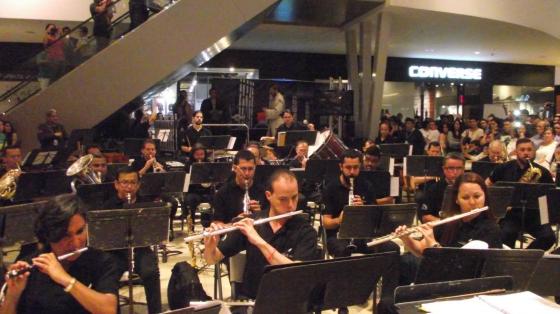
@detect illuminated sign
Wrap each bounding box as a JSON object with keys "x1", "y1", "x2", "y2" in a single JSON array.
[{"x1": 408, "y1": 65, "x2": 482, "y2": 80}]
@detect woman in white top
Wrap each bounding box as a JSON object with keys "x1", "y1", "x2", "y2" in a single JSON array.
[
  {"x1": 423, "y1": 119, "x2": 440, "y2": 150},
  {"x1": 535, "y1": 127, "x2": 557, "y2": 171}
]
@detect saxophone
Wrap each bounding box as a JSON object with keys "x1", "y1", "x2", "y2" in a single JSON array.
[{"x1": 519, "y1": 159, "x2": 542, "y2": 183}]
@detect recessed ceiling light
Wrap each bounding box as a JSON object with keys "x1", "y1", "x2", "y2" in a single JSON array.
[
  {"x1": 474, "y1": 51, "x2": 480, "y2": 55},
  {"x1": 424, "y1": 49, "x2": 435, "y2": 52}
]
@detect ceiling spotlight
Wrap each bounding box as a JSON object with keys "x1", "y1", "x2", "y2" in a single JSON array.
[{"x1": 474, "y1": 51, "x2": 480, "y2": 55}]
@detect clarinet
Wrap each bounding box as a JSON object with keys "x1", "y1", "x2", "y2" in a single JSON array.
[
  {"x1": 243, "y1": 179, "x2": 251, "y2": 215},
  {"x1": 346, "y1": 177, "x2": 357, "y2": 252}
]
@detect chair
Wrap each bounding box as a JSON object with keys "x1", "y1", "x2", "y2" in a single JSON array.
[{"x1": 394, "y1": 276, "x2": 513, "y2": 304}]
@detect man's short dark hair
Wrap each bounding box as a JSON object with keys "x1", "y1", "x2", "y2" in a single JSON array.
[
  {"x1": 247, "y1": 141, "x2": 260, "y2": 150},
  {"x1": 339, "y1": 149, "x2": 363, "y2": 164},
  {"x1": 79, "y1": 26, "x2": 88, "y2": 34},
  {"x1": 234, "y1": 150, "x2": 256, "y2": 165},
  {"x1": 91, "y1": 152, "x2": 106, "y2": 160},
  {"x1": 282, "y1": 109, "x2": 294, "y2": 117},
  {"x1": 116, "y1": 166, "x2": 139, "y2": 181},
  {"x1": 46, "y1": 109, "x2": 57, "y2": 117},
  {"x1": 86, "y1": 144, "x2": 102, "y2": 153},
  {"x1": 35, "y1": 194, "x2": 86, "y2": 246},
  {"x1": 443, "y1": 152, "x2": 465, "y2": 166},
  {"x1": 142, "y1": 138, "x2": 156, "y2": 149},
  {"x1": 516, "y1": 138, "x2": 534, "y2": 147},
  {"x1": 405, "y1": 117, "x2": 415, "y2": 124},
  {"x1": 364, "y1": 146, "x2": 380, "y2": 158},
  {"x1": 266, "y1": 168, "x2": 297, "y2": 193},
  {"x1": 193, "y1": 110, "x2": 202, "y2": 117},
  {"x1": 427, "y1": 141, "x2": 441, "y2": 150}
]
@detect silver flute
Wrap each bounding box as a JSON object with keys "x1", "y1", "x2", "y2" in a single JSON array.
[
  {"x1": 8, "y1": 247, "x2": 89, "y2": 278},
  {"x1": 366, "y1": 206, "x2": 489, "y2": 247},
  {"x1": 184, "y1": 210, "x2": 304, "y2": 243}
]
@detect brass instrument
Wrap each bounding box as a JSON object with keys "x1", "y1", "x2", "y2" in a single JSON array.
[
  {"x1": 367, "y1": 206, "x2": 489, "y2": 247},
  {"x1": 242, "y1": 179, "x2": 251, "y2": 215},
  {"x1": 184, "y1": 210, "x2": 304, "y2": 243},
  {"x1": 66, "y1": 154, "x2": 102, "y2": 192},
  {"x1": 519, "y1": 159, "x2": 542, "y2": 183},
  {"x1": 152, "y1": 155, "x2": 165, "y2": 173},
  {"x1": 0, "y1": 163, "x2": 21, "y2": 200}
]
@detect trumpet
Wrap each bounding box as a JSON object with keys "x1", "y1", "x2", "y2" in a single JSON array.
[
  {"x1": 184, "y1": 210, "x2": 303, "y2": 243},
  {"x1": 152, "y1": 156, "x2": 165, "y2": 173},
  {"x1": 366, "y1": 206, "x2": 489, "y2": 247}
]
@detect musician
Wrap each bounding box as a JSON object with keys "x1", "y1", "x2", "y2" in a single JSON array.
[
  {"x1": 486, "y1": 138, "x2": 555, "y2": 250},
  {"x1": 37, "y1": 109, "x2": 68, "y2": 149},
  {"x1": 204, "y1": 169, "x2": 320, "y2": 299},
  {"x1": 426, "y1": 141, "x2": 442, "y2": 156},
  {"x1": 102, "y1": 167, "x2": 161, "y2": 313},
  {"x1": 478, "y1": 140, "x2": 507, "y2": 163},
  {"x1": 131, "y1": 139, "x2": 165, "y2": 176},
  {"x1": 397, "y1": 173, "x2": 502, "y2": 284},
  {"x1": 246, "y1": 141, "x2": 266, "y2": 166},
  {"x1": 2, "y1": 194, "x2": 120, "y2": 314},
  {"x1": 288, "y1": 140, "x2": 309, "y2": 169},
  {"x1": 363, "y1": 145, "x2": 381, "y2": 171},
  {"x1": 89, "y1": 152, "x2": 114, "y2": 183},
  {"x1": 1, "y1": 145, "x2": 22, "y2": 176},
  {"x1": 323, "y1": 149, "x2": 399, "y2": 257},
  {"x1": 200, "y1": 88, "x2": 228, "y2": 124},
  {"x1": 275, "y1": 109, "x2": 307, "y2": 135},
  {"x1": 212, "y1": 150, "x2": 267, "y2": 226},
  {"x1": 416, "y1": 153, "x2": 465, "y2": 223},
  {"x1": 264, "y1": 84, "x2": 284, "y2": 137},
  {"x1": 180, "y1": 111, "x2": 212, "y2": 155},
  {"x1": 84, "y1": 144, "x2": 102, "y2": 155}
]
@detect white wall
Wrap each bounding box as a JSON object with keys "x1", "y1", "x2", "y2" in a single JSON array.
[{"x1": 0, "y1": 0, "x2": 129, "y2": 21}]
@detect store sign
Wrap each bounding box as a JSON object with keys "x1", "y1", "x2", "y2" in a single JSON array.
[{"x1": 408, "y1": 65, "x2": 482, "y2": 80}]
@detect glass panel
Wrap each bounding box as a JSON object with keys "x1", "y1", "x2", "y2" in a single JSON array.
[{"x1": 382, "y1": 81, "x2": 421, "y2": 118}]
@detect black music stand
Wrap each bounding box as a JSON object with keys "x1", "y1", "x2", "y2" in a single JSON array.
[
  {"x1": 252, "y1": 252, "x2": 399, "y2": 314},
  {"x1": 494, "y1": 182, "x2": 555, "y2": 248},
  {"x1": 76, "y1": 182, "x2": 116, "y2": 210},
  {"x1": 305, "y1": 159, "x2": 340, "y2": 186},
  {"x1": 527, "y1": 254, "x2": 560, "y2": 296},
  {"x1": 277, "y1": 130, "x2": 318, "y2": 147},
  {"x1": 487, "y1": 186, "x2": 515, "y2": 219},
  {"x1": 189, "y1": 162, "x2": 232, "y2": 186},
  {"x1": 198, "y1": 135, "x2": 232, "y2": 150},
  {"x1": 12, "y1": 172, "x2": 45, "y2": 202},
  {"x1": 338, "y1": 203, "x2": 417, "y2": 239},
  {"x1": 22, "y1": 149, "x2": 60, "y2": 170},
  {"x1": 42, "y1": 170, "x2": 73, "y2": 196},
  {"x1": 254, "y1": 165, "x2": 288, "y2": 186},
  {"x1": 471, "y1": 161, "x2": 499, "y2": 179},
  {"x1": 378, "y1": 144, "x2": 411, "y2": 157},
  {"x1": 404, "y1": 155, "x2": 444, "y2": 178},
  {"x1": 360, "y1": 170, "x2": 391, "y2": 198},
  {"x1": 545, "y1": 189, "x2": 560, "y2": 247},
  {"x1": 377, "y1": 155, "x2": 391, "y2": 172},
  {"x1": 139, "y1": 171, "x2": 187, "y2": 197},
  {"x1": 415, "y1": 248, "x2": 544, "y2": 290},
  {"x1": 87, "y1": 205, "x2": 170, "y2": 314}
]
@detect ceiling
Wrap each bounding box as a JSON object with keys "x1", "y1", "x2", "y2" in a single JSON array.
[{"x1": 1, "y1": 3, "x2": 559, "y2": 66}]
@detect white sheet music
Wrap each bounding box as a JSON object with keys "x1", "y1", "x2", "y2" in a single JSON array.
[
  {"x1": 389, "y1": 157, "x2": 395, "y2": 176},
  {"x1": 227, "y1": 137, "x2": 237, "y2": 150},
  {"x1": 390, "y1": 177, "x2": 399, "y2": 197},
  {"x1": 538, "y1": 195, "x2": 549, "y2": 225},
  {"x1": 402, "y1": 157, "x2": 407, "y2": 177},
  {"x1": 183, "y1": 169, "x2": 191, "y2": 193}
]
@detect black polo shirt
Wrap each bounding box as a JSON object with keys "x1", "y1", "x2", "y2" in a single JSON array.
[
  {"x1": 212, "y1": 179, "x2": 268, "y2": 223},
  {"x1": 488, "y1": 159, "x2": 553, "y2": 184},
  {"x1": 218, "y1": 209, "x2": 319, "y2": 299},
  {"x1": 435, "y1": 215, "x2": 502, "y2": 248},
  {"x1": 16, "y1": 248, "x2": 120, "y2": 314},
  {"x1": 416, "y1": 179, "x2": 449, "y2": 222},
  {"x1": 323, "y1": 176, "x2": 378, "y2": 237}
]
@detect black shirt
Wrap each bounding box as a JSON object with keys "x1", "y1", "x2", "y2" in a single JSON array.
[
  {"x1": 37, "y1": 122, "x2": 68, "y2": 149},
  {"x1": 200, "y1": 98, "x2": 228, "y2": 124},
  {"x1": 90, "y1": 3, "x2": 112, "y2": 38},
  {"x1": 275, "y1": 122, "x2": 308, "y2": 135},
  {"x1": 488, "y1": 159, "x2": 553, "y2": 184},
  {"x1": 17, "y1": 248, "x2": 120, "y2": 314},
  {"x1": 131, "y1": 156, "x2": 152, "y2": 174},
  {"x1": 416, "y1": 179, "x2": 449, "y2": 222},
  {"x1": 323, "y1": 176, "x2": 378, "y2": 237},
  {"x1": 181, "y1": 126, "x2": 212, "y2": 148},
  {"x1": 435, "y1": 215, "x2": 502, "y2": 248},
  {"x1": 212, "y1": 179, "x2": 268, "y2": 223},
  {"x1": 374, "y1": 136, "x2": 394, "y2": 145},
  {"x1": 218, "y1": 209, "x2": 319, "y2": 299},
  {"x1": 403, "y1": 129, "x2": 426, "y2": 155},
  {"x1": 128, "y1": 120, "x2": 150, "y2": 138}
]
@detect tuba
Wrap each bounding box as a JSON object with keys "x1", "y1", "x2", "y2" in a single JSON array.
[
  {"x1": 66, "y1": 154, "x2": 102, "y2": 192},
  {"x1": 519, "y1": 159, "x2": 542, "y2": 183},
  {"x1": 0, "y1": 164, "x2": 22, "y2": 200}
]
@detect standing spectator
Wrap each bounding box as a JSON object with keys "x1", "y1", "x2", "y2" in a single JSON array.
[
  {"x1": 554, "y1": 123, "x2": 560, "y2": 143},
  {"x1": 75, "y1": 26, "x2": 95, "y2": 62},
  {"x1": 129, "y1": 107, "x2": 157, "y2": 139},
  {"x1": 447, "y1": 119, "x2": 463, "y2": 152},
  {"x1": 172, "y1": 90, "x2": 193, "y2": 122},
  {"x1": 61, "y1": 26, "x2": 78, "y2": 69},
  {"x1": 90, "y1": 0, "x2": 114, "y2": 52},
  {"x1": 3, "y1": 122, "x2": 18, "y2": 146},
  {"x1": 403, "y1": 118, "x2": 425, "y2": 155},
  {"x1": 200, "y1": 88, "x2": 228, "y2": 124},
  {"x1": 37, "y1": 109, "x2": 68, "y2": 149},
  {"x1": 535, "y1": 127, "x2": 557, "y2": 171},
  {"x1": 129, "y1": 0, "x2": 149, "y2": 31},
  {"x1": 264, "y1": 84, "x2": 284, "y2": 137},
  {"x1": 438, "y1": 123, "x2": 451, "y2": 154},
  {"x1": 43, "y1": 24, "x2": 65, "y2": 83}
]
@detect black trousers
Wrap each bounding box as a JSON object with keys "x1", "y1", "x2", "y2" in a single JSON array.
[
  {"x1": 110, "y1": 247, "x2": 161, "y2": 314},
  {"x1": 129, "y1": 1, "x2": 149, "y2": 31},
  {"x1": 500, "y1": 210, "x2": 556, "y2": 250}
]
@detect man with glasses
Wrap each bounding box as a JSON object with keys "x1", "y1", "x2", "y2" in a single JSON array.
[
  {"x1": 212, "y1": 150, "x2": 267, "y2": 226},
  {"x1": 102, "y1": 167, "x2": 161, "y2": 314},
  {"x1": 416, "y1": 153, "x2": 465, "y2": 223}
]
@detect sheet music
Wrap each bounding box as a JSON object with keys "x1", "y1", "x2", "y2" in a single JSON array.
[
  {"x1": 389, "y1": 157, "x2": 395, "y2": 176},
  {"x1": 390, "y1": 177, "x2": 399, "y2": 197},
  {"x1": 183, "y1": 168, "x2": 191, "y2": 193},
  {"x1": 538, "y1": 195, "x2": 549, "y2": 225},
  {"x1": 227, "y1": 137, "x2": 237, "y2": 150},
  {"x1": 32, "y1": 152, "x2": 48, "y2": 165},
  {"x1": 402, "y1": 157, "x2": 407, "y2": 177}
]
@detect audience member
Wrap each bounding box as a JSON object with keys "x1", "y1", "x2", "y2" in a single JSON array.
[
  {"x1": 90, "y1": 0, "x2": 114, "y2": 52},
  {"x1": 534, "y1": 127, "x2": 557, "y2": 170},
  {"x1": 200, "y1": 88, "x2": 228, "y2": 124},
  {"x1": 37, "y1": 109, "x2": 68, "y2": 149}
]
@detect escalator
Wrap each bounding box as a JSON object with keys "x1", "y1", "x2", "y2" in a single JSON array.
[{"x1": 3, "y1": 0, "x2": 279, "y2": 152}]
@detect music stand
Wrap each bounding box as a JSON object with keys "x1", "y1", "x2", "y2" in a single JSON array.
[
  {"x1": 527, "y1": 254, "x2": 560, "y2": 296},
  {"x1": 252, "y1": 252, "x2": 399, "y2": 314},
  {"x1": 471, "y1": 161, "x2": 499, "y2": 179},
  {"x1": 12, "y1": 172, "x2": 45, "y2": 202},
  {"x1": 338, "y1": 203, "x2": 417, "y2": 239},
  {"x1": 304, "y1": 159, "x2": 340, "y2": 186},
  {"x1": 378, "y1": 144, "x2": 411, "y2": 158},
  {"x1": 487, "y1": 186, "x2": 515, "y2": 219},
  {"x1": 189, "y1": 163, "x2": 232, "y2": 185},
  {"x1": 197, "y1": 136, "x2": 232, "y2": 150},
  {"x1": 404, "y1": 156, "x2": 444, "y2": 178},
  {"x1": 416, "y1": 248, "x2": 544, "y2": 290},
  {"x1": 139, "y1": 171, "x2": 187, "y2": 197},
  {"x1": 87, "y1": 205, "x2": 170, "y2": 314},
  {"x1": 277, "y1": 130, "x2": 318, "y2": 147},
  {"x1": 22, "y1": 149, "x2": 61, "y2": 170},
  {"x1": 0, "y1": 201, "x2": 45, "y2": 265},
  {"x1": 254, "y1": 165, "x2": 288, "y2": 186},
  {"x1": 76, "y1": 182, "x2": 116, "y2": 210},
  {"x1": 42, "y1": 170, "x2": 72, "y2": 196},
  {"x1": 494, "y1": 182, "x2": 555, "y2": 248},
  {"x1": 123, "y1": 138, "x2": 160, "y2": 158},
  {"x1": 360, "y1": 170, "x2": 391, "y2": 198}
]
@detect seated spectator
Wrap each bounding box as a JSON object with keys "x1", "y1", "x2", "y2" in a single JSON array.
[
  {"x1": 4, "y1": 122, "x2": 18, "y2": 146},
  {"x1": 535, "y1": 127, "x2": 557, "y2": 171},
  {"x1": 479, "y1": 140, "x2": 507, "y2": 163},
  {"x1": 530, "y1": 120, "x2": 547, "y2": 148},
  {"x1": 461, "y1": 117, "x2": 484, "y2": 142}
]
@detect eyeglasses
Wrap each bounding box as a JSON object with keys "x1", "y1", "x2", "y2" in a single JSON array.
[{"x1": 118, "y1": 180, "x2": 138, "y2": 186}]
